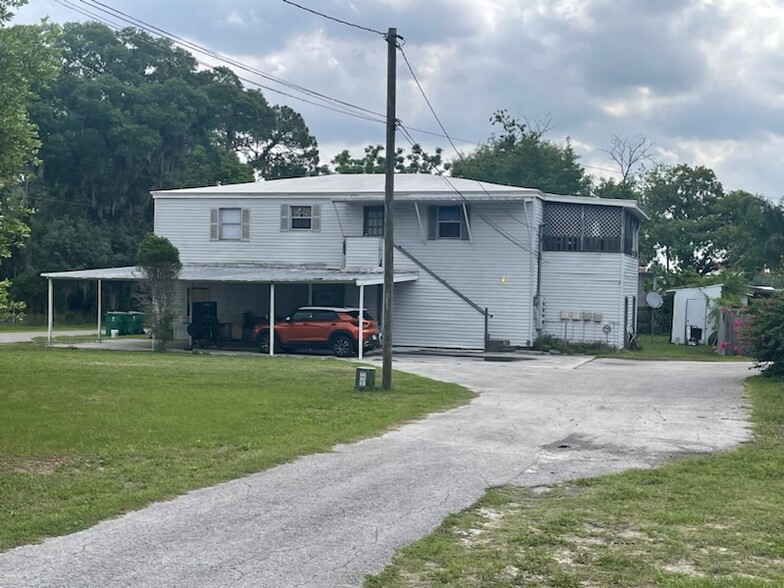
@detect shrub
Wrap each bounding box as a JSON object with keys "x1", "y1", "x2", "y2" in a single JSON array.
[{"x1": 739, "y1": 294, "x2": 784, "y2": 375}]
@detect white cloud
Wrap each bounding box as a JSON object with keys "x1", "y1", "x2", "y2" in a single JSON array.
[{"x1": 10, "y1": 0, "x2": 784, "y2": 199}]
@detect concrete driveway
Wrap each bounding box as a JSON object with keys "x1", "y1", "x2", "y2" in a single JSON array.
[{"x1": 0, "y1": 356, "x2": 752, "y2": 587}]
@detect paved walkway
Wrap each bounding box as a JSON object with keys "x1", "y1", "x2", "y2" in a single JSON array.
[
  {"x1": 0, "y1": 329, "x2": 98, "y2": 344},
  {"x1": 0, "y1": 356, "x2": 752, "y2": 587}
]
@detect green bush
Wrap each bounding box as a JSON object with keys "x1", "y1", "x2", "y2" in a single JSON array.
[
  {"x1": 740, "y1": 294, "x2": 784, "y2": 375},
  {"x1": 531, "y1": 334, "x2": 617, "y2": 355}
]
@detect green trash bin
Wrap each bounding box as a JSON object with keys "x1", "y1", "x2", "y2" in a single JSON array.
[
  {"x1": 104, "y1": 312, "x2": 127, "y2": 337},
  {"x1": 127, "y1": 312, "x2": 146, "y2": 335}
]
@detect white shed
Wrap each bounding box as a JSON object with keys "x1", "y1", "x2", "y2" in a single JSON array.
[{"x1": 669, "y1": 284, "x2": 723, "y2": 345}]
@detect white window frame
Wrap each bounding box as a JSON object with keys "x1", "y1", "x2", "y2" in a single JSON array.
[
  {"x1": 210, "y1": 208, "x2": 250, "y2": 241},
  {"x1": 280, "y1": 204, "x2": 321, "y2": 232}
]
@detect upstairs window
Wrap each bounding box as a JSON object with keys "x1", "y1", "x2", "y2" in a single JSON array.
[
  {"x1": 427, "y1": 205, "x2": 470, "y2": 240},
  {"x1": 210, "y1": 208, "x2": 249, "y2": 241},
  {"x1": 363, "y1": 205, "x2": 384, "y2": 236},
  {"x1": 280, "y1": 204, "x2": 321, "y2": 232}
]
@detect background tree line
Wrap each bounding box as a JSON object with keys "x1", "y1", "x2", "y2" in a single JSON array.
[{"x1": 2, "y1": 5, "x2": 783, "y2": 320}]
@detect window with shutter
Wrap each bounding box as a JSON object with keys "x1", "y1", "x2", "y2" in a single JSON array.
[{"x1": 280, "y1": 204, "x2": 320, "y2": 232}]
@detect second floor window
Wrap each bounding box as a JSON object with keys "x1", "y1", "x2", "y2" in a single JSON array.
[
  {"x1": 210, "y1": 208, "x2": 249, "y2": 241},
  {"x1": 364, "y1": 205, "x2": 384, "y2": 236},
  {"x1": 427, "y1": 204, "x2": 470, "y2": 240},
  {"x1": 280, "y1": 204, "x2": 321, "y2": 232}
]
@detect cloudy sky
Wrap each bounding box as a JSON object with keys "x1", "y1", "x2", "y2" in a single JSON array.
[{"x1": 14, "y1": 0, "x2": 784, "y2": 200}]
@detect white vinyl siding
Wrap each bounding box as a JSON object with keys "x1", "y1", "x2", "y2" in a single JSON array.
[
  {"x1": 540, "y1": 252, "x2": 634, "y2": 348},
  {"x1": 156, "y1": 198, "x2": 341, "y2": 266},
  {"x1": 390, "y1": 199, "x2": 538, "y2": 349}
]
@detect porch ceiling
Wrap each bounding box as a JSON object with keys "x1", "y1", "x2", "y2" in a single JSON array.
[{"x1": 41, "y1": 265, "x2": 417, "y2": 286}]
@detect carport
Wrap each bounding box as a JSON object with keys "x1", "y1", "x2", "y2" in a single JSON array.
[{"x1": 41, "y1": 265, "x2": 418, "y2": 358}]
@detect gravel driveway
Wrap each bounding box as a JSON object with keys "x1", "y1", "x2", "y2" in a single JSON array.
[{"x1": 0, "y1": 355, "x2": 752, "y2": 587}]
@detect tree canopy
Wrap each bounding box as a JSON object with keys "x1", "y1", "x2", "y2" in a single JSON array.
[
  {"x1": 0, "y1": 0, "x2": 59, "y2": 319},
  {"x1": 449, "y1": 110, "x2": 588, "y2": 195},
  {"x1": 2, "y1": 21, "x2": 322, "y2": 314}
]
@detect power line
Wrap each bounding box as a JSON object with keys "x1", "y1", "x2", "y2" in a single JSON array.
[
  {"x1": 399, "y1": 46, "x2": 461, "y2": 159},
  {"x1": 397, "y1": 124, "x2": 535, "y2": 255},
  {"x1": 67, "y1": 0, "x2": 387, "y2": 124},
  {"x1": 281, "y1": 0, "x2": 387, "y2": 37}
]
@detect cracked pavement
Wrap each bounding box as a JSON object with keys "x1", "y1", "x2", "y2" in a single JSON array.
[{"x1": 0, "y1": 356, "x2": 752, "y2": 587}]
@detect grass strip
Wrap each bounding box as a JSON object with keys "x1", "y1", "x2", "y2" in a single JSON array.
[
  {"x1": 601, "y1": 334, "x2": 749, "y2": 362},
  {"x1": 367, "y1": 376, "x2": 784, "y2": 587},
  {"x1": 0, "y1": 346, "x2": 473, "y2": 551}
]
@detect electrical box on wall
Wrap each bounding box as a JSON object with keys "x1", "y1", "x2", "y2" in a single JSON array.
[
  {"x1": 582, "y1": 311, "x2": 592, "y2": 321},
  {"x1": 593, "y1": 313, "x2": 603, "y2": 323},
  {"x1": 570, "y1": 311, "x2": 582, "y2": 321},
  {"x1": 560, "y1": 310, "x2": 570, "y2": 320}
]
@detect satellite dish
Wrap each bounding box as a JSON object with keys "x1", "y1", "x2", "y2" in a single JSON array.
[{"x1": 646, "y1": 291, "x2": 664, "y2": 309}]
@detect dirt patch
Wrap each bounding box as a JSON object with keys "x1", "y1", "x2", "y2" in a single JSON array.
[{"x1": 7, "y1": 456, "x2": 78, "y2": 475}]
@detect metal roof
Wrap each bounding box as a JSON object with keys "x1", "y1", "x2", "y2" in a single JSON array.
[
  {"x1": 42, "y1": 265, "x2": 418, "y2": 287},
  {"x1": 151, "y1": 174, "x2": 543, "y2": 199},
  {"x1": 151, "y1": 174, "x2": 647, "y2": 217},
  {"x1": 543, "y1": 193, "x2": 649, "y2": 220}
]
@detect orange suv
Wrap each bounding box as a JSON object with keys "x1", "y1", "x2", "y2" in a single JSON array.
[{"x1": 251, "y1": 306, "x2": 381, "y2": 357}]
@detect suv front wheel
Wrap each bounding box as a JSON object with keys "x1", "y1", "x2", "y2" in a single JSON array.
[{"x1": 331, "y1": 334, "x2": 355, "y2": 357}]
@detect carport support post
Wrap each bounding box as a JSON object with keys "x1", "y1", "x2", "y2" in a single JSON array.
[
  {"x1": 358, "y1": 284, "x2": 365, "y2": 360},
  {"x1": 97, "y1": 279, "x2": 102, "y2": 343},
  {"x1": 269, "y1": 282, "x2": 275, "y2": 357},
  {"x1": 47, "y1": 278, "x2": 53, "y2": 345}
]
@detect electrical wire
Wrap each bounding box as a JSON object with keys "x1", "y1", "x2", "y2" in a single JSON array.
[
  {"x1": 397, "y1": 124, "x2": 536, "y2": 255},
  {"x1": 281, "y1": 0, "x2": 387, "y2": 37},
  {"x1": 69, "y1": 0, "x2": 387, "y2": 123}
]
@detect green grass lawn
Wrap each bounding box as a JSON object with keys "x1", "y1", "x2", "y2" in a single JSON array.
[
  {"x1": 603, "y1": 334, "x2": 749, "y2": 362},
  {"x1": 0, "y1": 346, "x2": 473, "y2": 551},
  {"x1": 366, "y1": 376, "x2": 784, "y2": 587}
]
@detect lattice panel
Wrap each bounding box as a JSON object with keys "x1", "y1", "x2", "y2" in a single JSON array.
[
  {"x1": 584, "y1": 206, "x2": 622, "y2": 237},
  {"x1": 544, "y1": 203, "x2": 581, "y2": 236}
]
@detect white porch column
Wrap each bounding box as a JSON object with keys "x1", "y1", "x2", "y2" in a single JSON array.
[
  {"x1": 47, "y1": 278, "x2": 53, "y2": 345},
  {"x1": 97, "y1": 279, "x2": 102, "y2": 342},
  {"x1": 358, "y1": 284, "x2": 365, "y2": 359},
  {"x1": 269, "y1": 282, "x2": 275, "y2": 357}
]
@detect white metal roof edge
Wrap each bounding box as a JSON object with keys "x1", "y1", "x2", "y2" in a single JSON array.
[
  {"x1": 150, "y1": 174, "x2": 546, "y2": 199},
  {"x1": 42, "y1": 265, "x2": 418, "y2": 285},
  {"x1": 542, "y1": 193, "x2": 649, "y2": 220}
]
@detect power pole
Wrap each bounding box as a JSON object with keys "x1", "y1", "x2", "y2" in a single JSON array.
[{"x1": 382, "y1": 27, "x2": 397, "y2": 390}]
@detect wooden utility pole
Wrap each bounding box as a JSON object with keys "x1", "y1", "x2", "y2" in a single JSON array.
[{"x1": 382, "y1": 27, "x2": 397, "y2": 390}]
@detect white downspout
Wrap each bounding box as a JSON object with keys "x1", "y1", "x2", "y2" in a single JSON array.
[
  {"x1": 269, "y1": 282, "x2": 275, "y2": 357},
  {"x1": 47, "y1": 278, "x2": 54, "y2": 345},
  {"x1": 358, "y1": 283, "x2": 365, "y2": 360},
  {"x1": 97, "y1": 279, "x2": 102, "y2": 342}
]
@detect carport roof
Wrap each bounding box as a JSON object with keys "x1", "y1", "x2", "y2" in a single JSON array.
[{"x1": 41, "y1": 265, "x2": 418, "y2": 287}]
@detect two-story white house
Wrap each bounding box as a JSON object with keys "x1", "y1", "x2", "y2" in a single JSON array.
[{"x1": 43, "y1": 174, "x2": 647, "y2": 351}]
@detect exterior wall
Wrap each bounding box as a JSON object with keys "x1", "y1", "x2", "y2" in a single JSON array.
[
  {"x1": 670, "y1": 284, "x2": 722, "y2": 345},
  {"x1": 345, "y1": 236, "x2": 382, "y2": 269},
  {"x1": 154, "y1": 197, "x2": 349, "y2": 267},
  {"x1": 382, "y1": 199, "x2": 538, "y2": 349},
  {"x1": 622, "y1": 255, "x2": 639, "y2": 342},
  {"x1": 540, "y1": 252, "x2": 635, "y2": 348}
]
